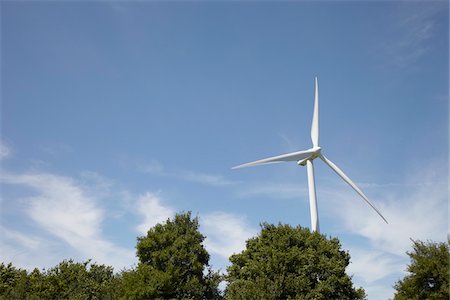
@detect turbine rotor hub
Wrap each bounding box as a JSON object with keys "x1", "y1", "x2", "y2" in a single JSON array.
[{"x1": 297, "y1": 147, "x2": 321, "y2": 166}]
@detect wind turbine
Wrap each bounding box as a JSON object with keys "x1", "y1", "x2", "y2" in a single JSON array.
[{"x1": 232, "y1": 77, "x2": 387, "y2": 233}]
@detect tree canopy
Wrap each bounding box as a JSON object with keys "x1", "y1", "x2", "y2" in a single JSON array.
[
  {"x1": 0, "y1": 260, "x2": 118, "y2": 300},
  {"x1": 394, "y1": 238, "x2": 450, "y2": 300},
  {"x1": 225, "y1": 223, "x2": 366, "y2": 300},
  {"x1": 120, "y1": 211, "x2": 221, "y2": 299}
]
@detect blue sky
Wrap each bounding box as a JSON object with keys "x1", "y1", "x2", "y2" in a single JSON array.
[{"x1": 1, "y1": 1, "x2": 448, "y2": 298}]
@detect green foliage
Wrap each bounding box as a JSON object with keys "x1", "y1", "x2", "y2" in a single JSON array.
[
  {"x1": 42, "y1": 260, "x2": 119, "y2": 299},
  {"x1": 120, "y1": 212, "x2": 222, "y2": 299},
  {"x1": 0, "y1": 260, "x2": 119, "y2": 300},
  {"x1": 394, "y1": 238, "x2": 450, "y2": 300},
  {"x1": 0, "y1": 263, "x2": 29, "y2": 299},
  {"x1": 225, "y1": 223, "x2": 366, "y2": 300}
]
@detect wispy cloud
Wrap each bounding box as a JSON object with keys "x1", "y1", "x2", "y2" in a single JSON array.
[
  {"x1": 0, "y1": 226, "x2": 60, "y2": 270},
  {"x1": 177, "y1": 170, "x2": 237, "y2": 186},
  {"x1": 382, "y1": 3, "x2": 446, "y2": 68},
  {"x1": 135, "y1": 193, "x2": 174, "y2": 235},
  {"x1": 0, "y1": 166, "x2": 255, "y2": 272},
  {"x1": 0, "y1": 226, "x2": 43, "y2": 251},
  {"x1": 278, "y1": 133, "x2": 302, "y2": 152},
  {"x1": 201, "y1": 212, "x2": 257, "y2": 261},
  {"x1": 134, "y1": 159, "x2": 237, "y2": 187},
  {"x1": 347, "y1": 248, "x2": 404, "y2": 284},
  {"x1": 137, "y1": 159, "x2": 165, "y2": 174},
  {"x1": 39, "y1": 142, "x2": 73, "y2": 157},
  {"x1": 0, "y1": 141, "x2": 11, "y2": 160},
  {"x1": 0, "y1": 172, "x2": 135, "y2": 270},
  {"x1": 79, "y1": 171, "x2": 115, "y2": 199}
]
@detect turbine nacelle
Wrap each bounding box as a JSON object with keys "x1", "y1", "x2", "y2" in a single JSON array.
[{"x1": 297, "y1": 147, "x2": 321, "y2": 166}]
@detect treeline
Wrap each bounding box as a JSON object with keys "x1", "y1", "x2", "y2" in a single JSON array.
[
  {"x1": 1, "y1": 212, "x2": 449, "y2": 299},
  {"x1": 1, "y1": 260, "x2": 119, "y2": 299}
]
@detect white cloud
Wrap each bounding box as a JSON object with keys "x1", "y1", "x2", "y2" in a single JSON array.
[
  {"x1": 323, "y1": 164, "x2": 448, "y2": 299},
  {"x1": 0, "y1": 227, "x2": 59, "y2": 270},
  {"x1": 0, "y1": 168, "x2": 254, "y2": 273},
  {"x1": 0, "y1": 142, "x2": 11, "y2": 160},
  {"x1": 0, "y1": 172, "x2": 135, "y2": 270},
  {"x1": 334, "y1": 181, "x2": 447, "y2": 257},
  {"x1": 347, "y1": 248, "x2": 404, "y2": 284},
  {"x1": 79, "y1": 171, "x2": 115, "y2": 199},
  {"x1": 345, "y1": 247, "x2": 406, "y2": 300},
  {"x1": 0, "y1": 226, "x2": 43, "y2": 251},
  {"x1": 201, "y1": 212, "x2": 257, "y2": 260},
  {"x1": 135, "y1": 192, "x2": 174, "y2": 235},
  {"x1": 363, "y1": 284, "x2": 398, "y2": 300}
]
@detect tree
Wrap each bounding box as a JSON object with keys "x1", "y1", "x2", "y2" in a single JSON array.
[
  {"x1": 0, "y1": 263, "x2": 29, "y2": 299},
  {"x1": 394, "y1": 238, "x2": 450, "y2": 300},
  {"x1": 120, "y1": 212, "x2": 221, "y2": 299},
  {"x1": 225, "y1": 223, "x2": 366, "y2": 300},
  {"x1": 43, "y1": 259, "x2": 119, "y2": 299},
  {"x1": 0, "y1": 260, "x2": 119, "y2": 300}
]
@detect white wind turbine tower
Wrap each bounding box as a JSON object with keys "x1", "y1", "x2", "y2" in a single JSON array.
[{"x1": 233, "y1": 77, "x2": 388, "y2": 233}]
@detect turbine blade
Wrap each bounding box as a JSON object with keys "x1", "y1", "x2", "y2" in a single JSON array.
[
  {"x1": 319, "y1": 154, "x2": 388, "y2": 224},
  {"x1": 311, "y1": 77, "x2": 319, "y2": 148},
  {"x1": 232, "y1": 149, "x2": 315, "y2": 169}
]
